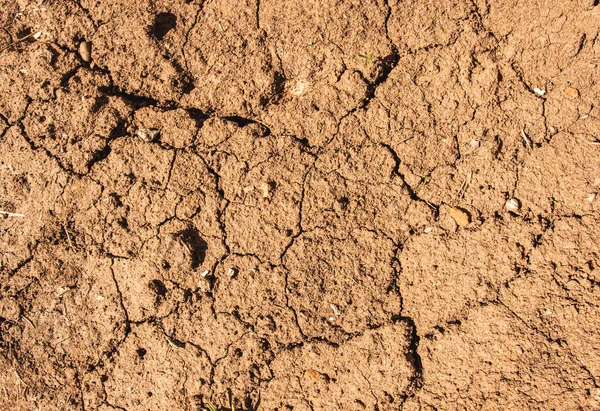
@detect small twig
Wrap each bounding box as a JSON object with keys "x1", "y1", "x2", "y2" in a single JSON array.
[
  {"x1": 14, "y1": 370, "x2": 27, "y2": 387},
  {"x1": 53, "y1": 336, "x2": 72, "y2": 346},
  {"x1": 62, "y1": 301, "x2": 70, "y2": 325},
  {"x1": 63, "y1": 226, "x2": 77, "y2": 250},
  {"x1": 0, "y1": 31, "x2": 41, "y2": 53},
  {"x1": 521, "y1": 124, "x2": 533, "y2": 149},
  {"x1": 457, "y1": 171, "x2": 472, "y2": 199},
  {"x1": 21, "y1": 315, "x2": 35, "y2": 329},
  {"x1": 164, "y1": 335, "x2": 179, "y2": 349},
  {"x1": 0, "y1": 211, "x2": 24, "y2": 218}
]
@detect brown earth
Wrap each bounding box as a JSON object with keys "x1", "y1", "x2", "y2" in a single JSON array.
[{"x1": 1, "y1": 0, "x2": 600, "y2": 410}]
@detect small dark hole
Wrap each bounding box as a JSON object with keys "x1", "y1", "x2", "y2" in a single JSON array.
[
  {"x1": 136, "y1": 348, "x2": 147, "y2": 359},
  {"x1": 148, "y1": 279, "x2": 167, "y2": 298},
  {"x1": 298, "y1": 137, "x2": 310, "y2": 147},
  {"x1": 117, "y1": 217, "x2": 128, "y2": 229},
  {"x1": 259, "y1": 339, "x2": 270, "y2": 351},
  {"x1": 108, "y1": 192, "x2": 123, "y2": 207},
  {"x1": 151, "y1": 12, "x2": 177, "y2": 40},
  {"x1": 337, "y1": 196, "x2": 350, "y2": 209}
]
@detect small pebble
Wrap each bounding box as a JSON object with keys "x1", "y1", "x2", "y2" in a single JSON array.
[
  {"x1": 227, "y1": 267, "x2": 238, "y2": 278},
  {"x1": 305, "y1": 369, "x2": 324, "y2": 383},
  {"x1": 259, "y1": 182, "x2": 276, "y2": 203},
  {"x1": 79, "y1": 41, "x2": 92, "y2": 63},
  {"x1": 468, "y1": 139, "x2": 480, "y2": 149},
  {"x1": 587, "y1": 193, "x2": 596, "y2": 202},
  {"x1": 136, "y1": 128, "x2": 160, "y2": 142},
  {"x1": 200, "y1": 270, "x2": 210, "y2": 277},
  {"x1": 563, "y1": 87, "x2": 579, "y2": 99},
  {"x1": 533, "y1": 88, "x2": 546, "y2": 96},
  {"x1": 448, "y1": 206, "x2": 471, "y2": 227},
  {"x1": 504, "y1": 198, "x2": 521, "y2": 213},
  {"x1": 424, "y1": 227, "x2": 433, "y2": 234},
  {"x1": 330, "y1": 304, "x2": 340, "y2": 315}
]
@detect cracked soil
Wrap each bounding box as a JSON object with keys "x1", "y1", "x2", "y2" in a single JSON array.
[{"x1": 1, "y1": 0, "x2": 600, "y2": 410}]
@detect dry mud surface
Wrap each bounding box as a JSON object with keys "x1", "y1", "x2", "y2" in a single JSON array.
[{"x1": 1, "y1": 0, "x2": 600, "y2": 410}]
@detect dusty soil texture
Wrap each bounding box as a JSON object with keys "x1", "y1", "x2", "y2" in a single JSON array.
[{"x1": 1, "y1": 0, "x2": 600, "y2": 410}]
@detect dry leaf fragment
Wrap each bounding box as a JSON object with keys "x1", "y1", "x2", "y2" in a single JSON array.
[
  {"x1": 305, "y1": 369, "x2": 325, "y2": 383},
  {"x1": 448, "y1": 206, "x2": 471, "y2": 226},
  {"x1": 468, "y1": 139, "x2": 480, "y2": 149}
]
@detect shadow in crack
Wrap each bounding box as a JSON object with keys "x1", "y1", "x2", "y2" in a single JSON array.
[
  {"x1": 196, "y1": 390, "x2": 261, "y2": 411},
  {"x1": 175, "y1": 226, "x2": 208, "y2": 269}
]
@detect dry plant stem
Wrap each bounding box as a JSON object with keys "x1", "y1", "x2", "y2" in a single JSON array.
[
  {"x1": 0, "y1": 211, "x2": 25, "y2": 217},
  {"x1": 0, "y1": 31, "x2": 38, "y2": 53}
]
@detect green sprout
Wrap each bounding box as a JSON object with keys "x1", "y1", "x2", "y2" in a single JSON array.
[
  {"x1": 358, "y1": 53, "x2": 374, "y2": 63},
  {"x1": 204, "y1": 402, "x2": 235, "y2": 411},
  {"x1": 420, "y1": 175, "x2": 431, "y2": 186}
]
